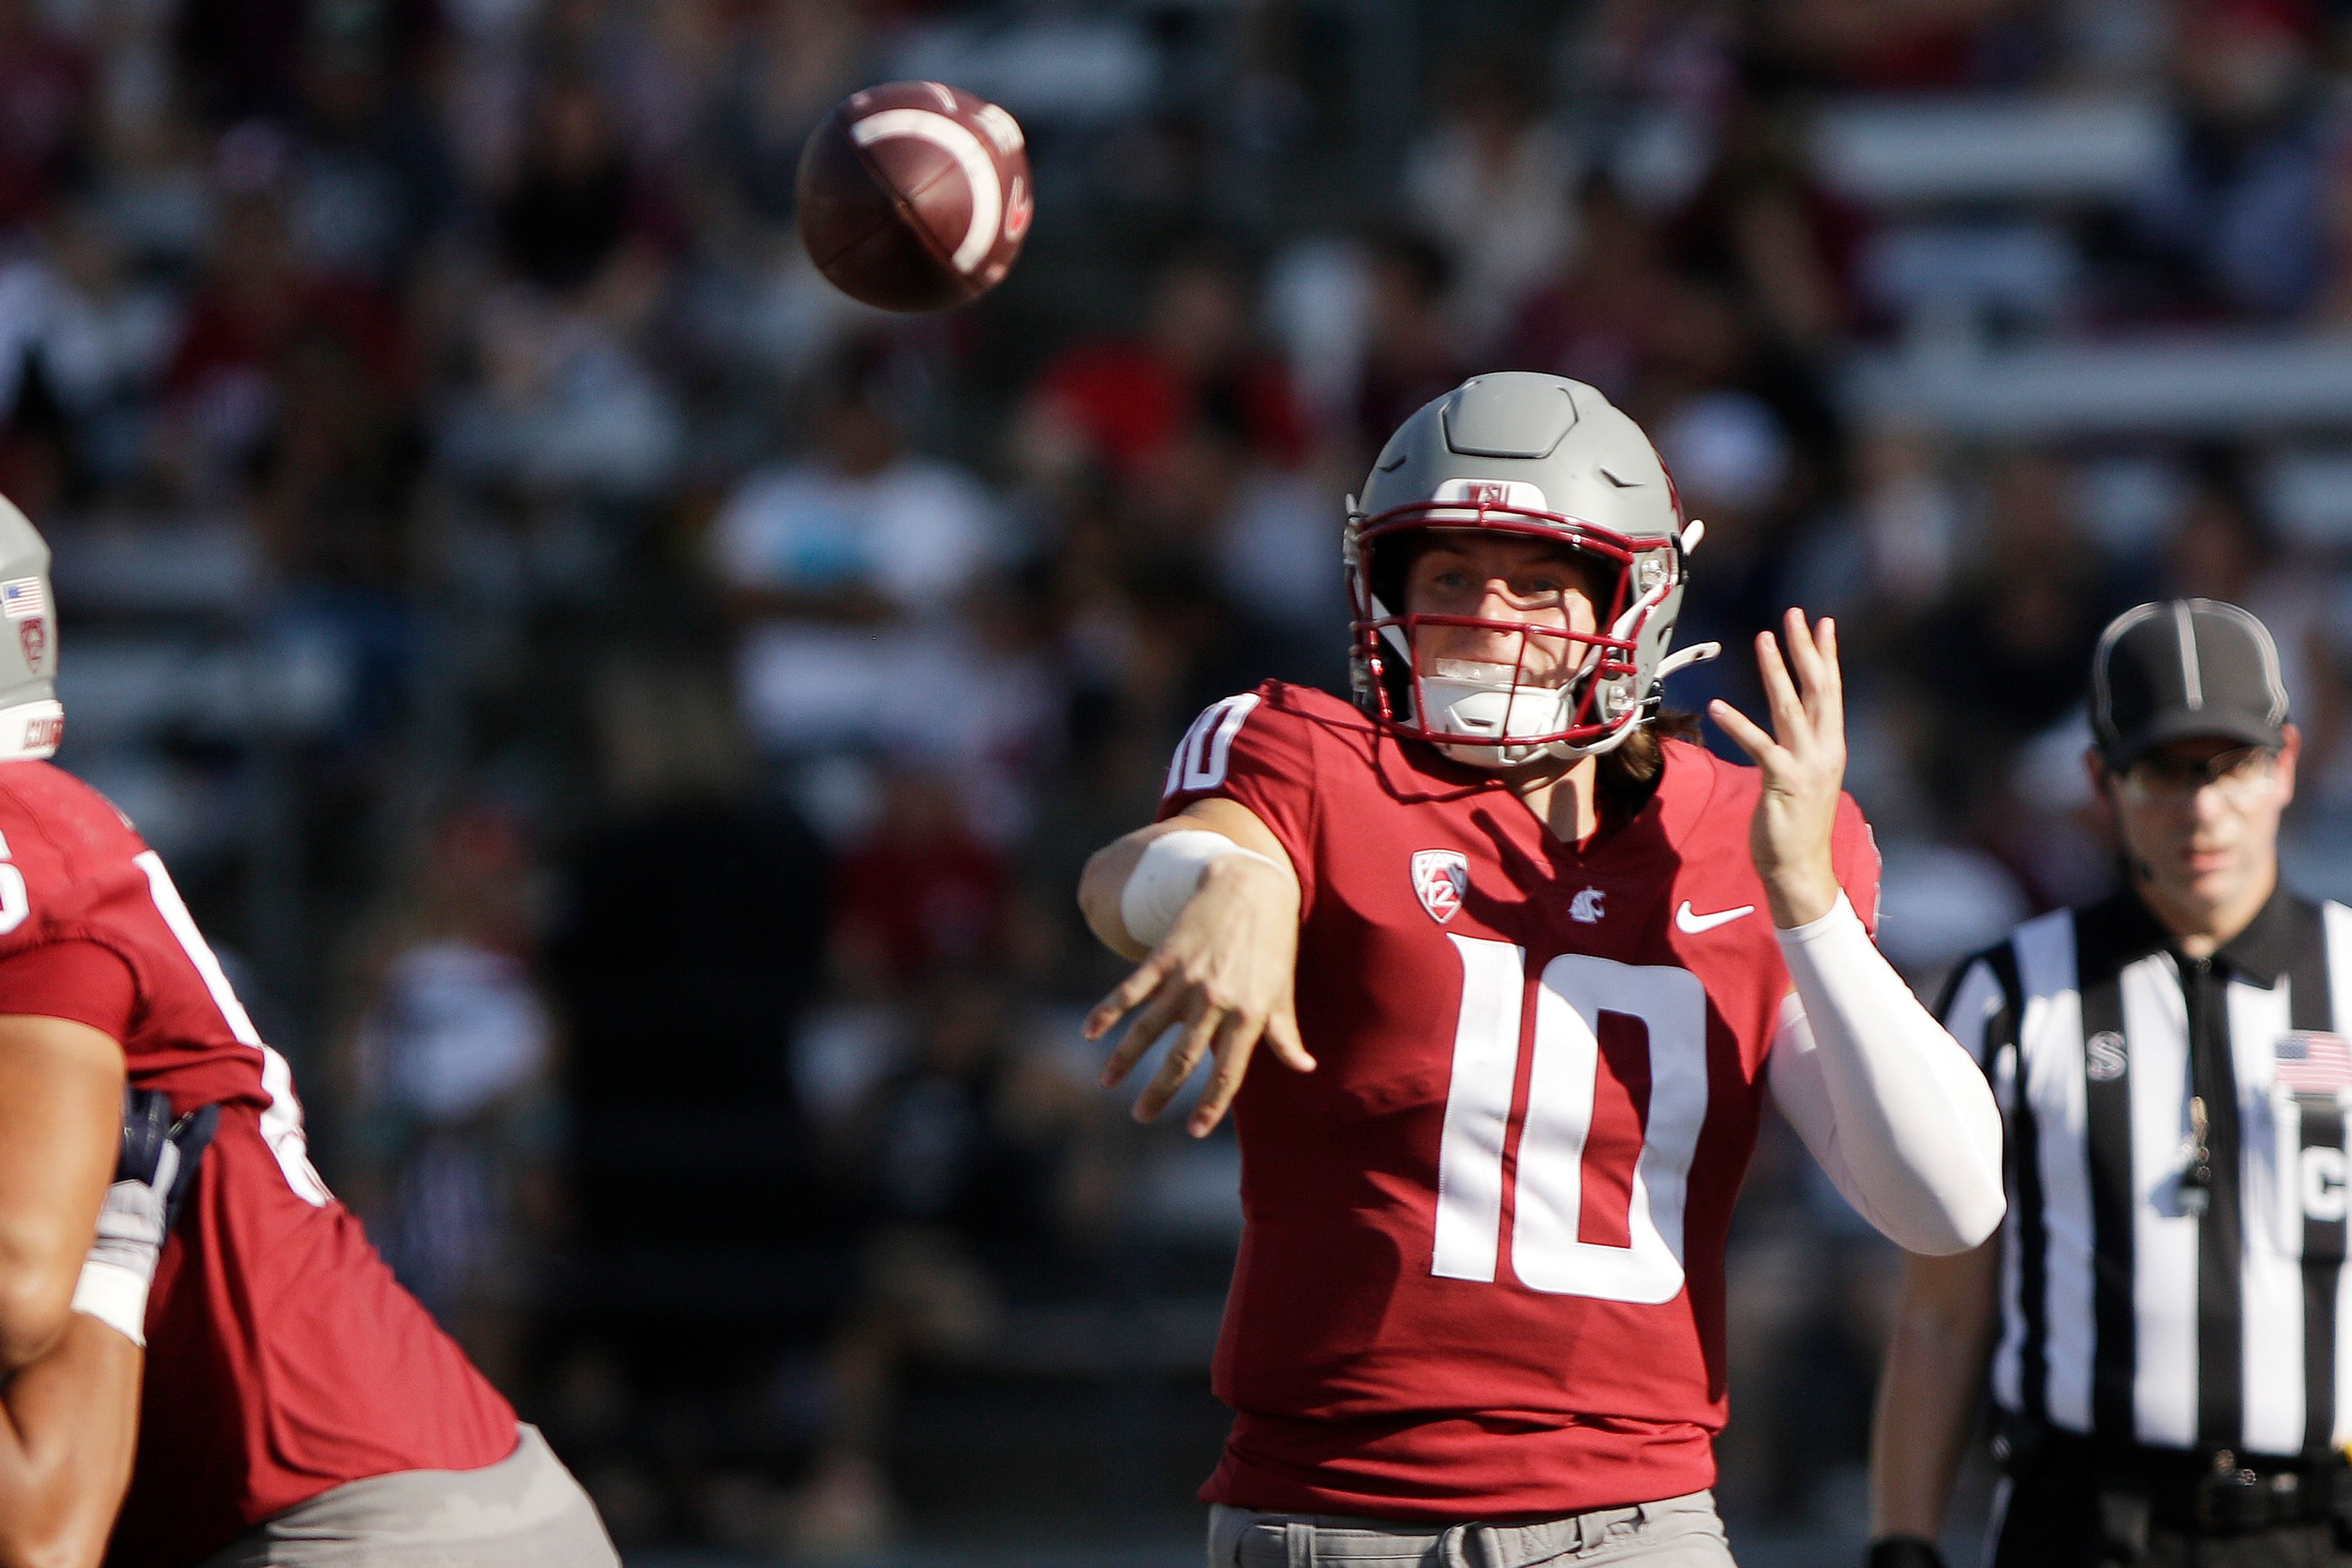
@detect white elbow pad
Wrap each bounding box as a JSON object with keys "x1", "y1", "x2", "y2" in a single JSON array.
[{"x1": 1120, "y1": 829, "x2": 1279, "y2": 948}]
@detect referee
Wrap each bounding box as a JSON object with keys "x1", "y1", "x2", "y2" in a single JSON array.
[{"x1": 1869, "y1": 599, "x2": 2352, "y2": 1568}]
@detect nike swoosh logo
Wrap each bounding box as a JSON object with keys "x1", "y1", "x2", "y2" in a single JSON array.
[{"x1": 1676, "y1": 901, "x2": 1755, "y2": 934}]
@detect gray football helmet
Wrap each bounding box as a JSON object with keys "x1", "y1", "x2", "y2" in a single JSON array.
[
  {"x1": 0, "y1": 494, "x2": 59, "y2": 761},
  {"x1": 1346, "y1": 372, "x2": 1715, "y2": 767}
]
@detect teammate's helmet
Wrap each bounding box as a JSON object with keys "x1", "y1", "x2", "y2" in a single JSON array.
[
  {"x1": 0, "y1": 495, "x2": 61, "y2": 761},
  {"x1": 1346, "y1": 372, "x2": 1710, "y2": 767}
]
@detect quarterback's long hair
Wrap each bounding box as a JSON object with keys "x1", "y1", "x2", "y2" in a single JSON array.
[{"x1": 1594, "y1": 709, "x2": 1702, "y2": 824}]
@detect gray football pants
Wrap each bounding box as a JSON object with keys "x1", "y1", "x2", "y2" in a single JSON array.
[
  {"x1": 1210, "y1": 1490, "x2": 1736, "y2": 1566},
  {"x1": 192, "y1": 1423, "x2": 619, "y2": 1568}
]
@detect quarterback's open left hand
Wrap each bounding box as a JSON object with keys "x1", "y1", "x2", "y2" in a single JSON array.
[
  {"x1": 1084, "y1": 853, "x2": 1313, "y2": 1137},
  {"x1": 1708, "y1": 608, "x2": 1845, "y2": 929}
]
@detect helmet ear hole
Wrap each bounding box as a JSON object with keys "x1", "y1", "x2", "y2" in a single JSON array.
[{"x1": 1366, "y1": 532, "x2": 1421, "y2": 622}]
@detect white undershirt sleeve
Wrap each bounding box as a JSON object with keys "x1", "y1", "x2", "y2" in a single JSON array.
[{"x1": 1765, "y1": 894, "x2": 2007, "y2": 1256}]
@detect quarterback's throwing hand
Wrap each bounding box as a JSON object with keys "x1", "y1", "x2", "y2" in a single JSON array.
[
  {"x1": 1708, "y1": 608, "x2": 1845, "y2": 929},
  {"x1": 1084, "y1": 854, "x2": 1313, "y2": 1137}
]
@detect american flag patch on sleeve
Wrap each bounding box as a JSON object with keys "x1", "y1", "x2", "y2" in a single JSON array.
[
  {"x1": 2274, "y1": 1031, "x2": 2352, "y2": 1096},
  {"x1": 0, "y1": 579, "x2": 45, "y2": 620}
]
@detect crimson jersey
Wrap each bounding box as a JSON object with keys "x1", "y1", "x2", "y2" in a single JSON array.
[
  {"x1": 0, "y1": 763, "x2": 518, "y2": 1568},
  {"x1": 1159, "y1": 682, "x2": 1880, "y2": 1520}
]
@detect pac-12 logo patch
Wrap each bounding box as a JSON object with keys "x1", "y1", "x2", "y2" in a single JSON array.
[
  {"x1": 16, "y1": 617, "x2": 43, "y2": 676},
  {"x1": 1411, "y1": 850, "x2": 1469, "y2": 924}
]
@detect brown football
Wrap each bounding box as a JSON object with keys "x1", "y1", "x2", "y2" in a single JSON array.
[{"x1": 796, "y1": 81, "x2": 1033, "y2": 314}]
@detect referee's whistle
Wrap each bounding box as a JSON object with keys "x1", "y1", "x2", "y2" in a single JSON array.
[{"x1": 2179, "y1": 1095, "x2": 2213, "y2": 1215}]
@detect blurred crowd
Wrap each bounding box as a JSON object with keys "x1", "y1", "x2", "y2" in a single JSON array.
[{"x1": 16, "y1": 0, "x2": 2352, "y2": 1554}]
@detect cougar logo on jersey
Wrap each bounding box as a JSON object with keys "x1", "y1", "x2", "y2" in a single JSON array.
[
  {"x1": 1411, "y1": 850, "x2": 1468, "y2": 925},
  {"x1": 1569, "y1": 886, "x2": 1606, "y2": 924}
]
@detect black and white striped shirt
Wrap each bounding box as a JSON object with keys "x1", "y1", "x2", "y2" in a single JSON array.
[{"x1": 1942, "y1": 886, "x2": 2352, "y2": 1457}]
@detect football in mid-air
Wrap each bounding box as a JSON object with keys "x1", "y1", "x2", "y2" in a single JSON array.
[{"x1": 796, "y1": 81, "x2": 1033, "y2": 313}]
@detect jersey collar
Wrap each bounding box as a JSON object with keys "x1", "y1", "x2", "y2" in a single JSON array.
[
  {"x1": 2087, "y1": 880, "x2": 2310, "y2": 986},
  {"x1": 2211, "y1": 881, "x2": 2310, "y2": 986}
]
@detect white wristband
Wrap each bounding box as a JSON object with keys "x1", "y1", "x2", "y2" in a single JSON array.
[
  {"x1": 70, "y1": 1258, "x2": 148, "y2": 1348},
  {"x1": 1120, "y1": 829, "x2": 1280, "y2": 948}
]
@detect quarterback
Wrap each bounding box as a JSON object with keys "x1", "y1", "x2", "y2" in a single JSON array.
[
  {"x1": 1079, "y1": 373, "x2": 2006, "y2": 1564},
  {"x1": 0, "y1": 501, "x2": 618, "y2": 1568}
]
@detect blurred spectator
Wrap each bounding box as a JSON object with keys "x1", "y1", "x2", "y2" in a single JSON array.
[
  {"x1": 713, "y1": 353, "x2": 1000, "y2": 752},
  {"x1": 1350, "y1": 232, "x2": 1468, "y2": 458},
  {"x1": 346, "y1": 804, "x2": 557, "y2": 1387},
  {"x1": 1655, "y1": 389, "x2": 1798, "y2": 722},
  {"x1": 2138, "y1": 0, "x2": 2335, "y2": 318},
  {"x1": 830, "y1": 764, "x2": 1012, "y2": 992},
  {"x1": 701, "y1": 0, "x2": 872, "y2": 227},
  {"x1": 257, "y1": 320, "x2": 421, "y2": 584},
  {"x1": 2165, "y1": 459, "x2": 2345, "y2": 788},
  {"x1": 437, "y1": 278, "x2": 682, "y2": 502},
  {"x1": 791, "y1": 978, "x2": 1104, "y2": 1554},
  {"x1": 0, "y1": 0, "x2": 91, "y2": 232},
  {"x1": 1558, "y1": 0, "x2": 1740, "y2": 211},
  {"x1": 161, "y1": 127, "x2": 408, "y2": 501},
  {"x1": 173, "y1": 0, "x2": 439, "y2": 130},
  {"x1": 1669, "y1": 101, "x2": 1862, "y2": 353},
  {"x1": 1749, "y1": 0, "x2": 2054, "y2": 94},
  {"x1": 496, "y1": 70, "x2": 677, "y2": 304},
  {"x1": 1906, "y1": 450, "x2": 2135, "y2": 783},
  {"x1": 1850, "y1": 426, "x2": 1959, "y2": 613},
  {"x1": 284, "y1": 13, "x2": 454, "y2": 286},
  {"x1": 1501, "y1": 176, "x2": 1674, "y2": 402},
  {"x1": 1214, "y1": 462, "x2": 1349, "y2": 681},
  {"x1": 1402, "y1": 53, "x2": 1580, "y2": 342},
  {"x1": 1017, "y1": 251, "x2": 1306, "y2": 489},
  {"x1": 543, "y1": 656, "x2": 837, "y2": 1516},
  {"x1": 549, "y1": 654, "x2": 830, "y2": 1125}
]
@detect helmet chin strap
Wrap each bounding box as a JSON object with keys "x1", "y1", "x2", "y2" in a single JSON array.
[{"x1": 1418, "y1": 660, "x2": 1578, "y2": 769}]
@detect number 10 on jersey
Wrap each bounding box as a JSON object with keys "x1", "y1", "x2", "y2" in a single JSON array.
[{"x1": 1433, "y1": 937, "x2": 1709, "y2": 1305}]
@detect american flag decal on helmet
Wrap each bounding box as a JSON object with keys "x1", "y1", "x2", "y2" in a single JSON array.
[
  {"x1": 0, "y1": 578, "x2": 43, "y2": 620},
  {"x1": 2275, "y1": 1031, "x2": 2352, "y2": 1096}
]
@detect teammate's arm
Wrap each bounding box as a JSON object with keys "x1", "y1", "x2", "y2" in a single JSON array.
[
  {"x1": 0, "y1": 1310, "x2": 143, "y2": 1568},
  {"x1": 1079, "y1": 797, "x2": 1315, "y2": 1137},
  {"x1": 1714, "y1": 611, "x2": 2005, "y2": 1255},
  {"x1": 0, "y1": 1016, "x2": 140, "y2": 1568},
  {"x1": 0, "y1": 1017, "x2": 121, "y2": 1368},
  {"x1": 1868, "y1": 1238, "x2": 2001, "y2": 1559}
]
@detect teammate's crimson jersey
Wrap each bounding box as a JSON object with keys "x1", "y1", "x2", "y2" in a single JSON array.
[
  {"x1": 0, "y1": 763, "x2": 518, "y2": 1568},
  {"x1": 1159, "y1": 682, "x2": 1880, "y2": 1520}
]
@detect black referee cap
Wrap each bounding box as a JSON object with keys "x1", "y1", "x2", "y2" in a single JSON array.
[{"x1": 2090, "y1": 599, "x2": 2289, "y2": 767}]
